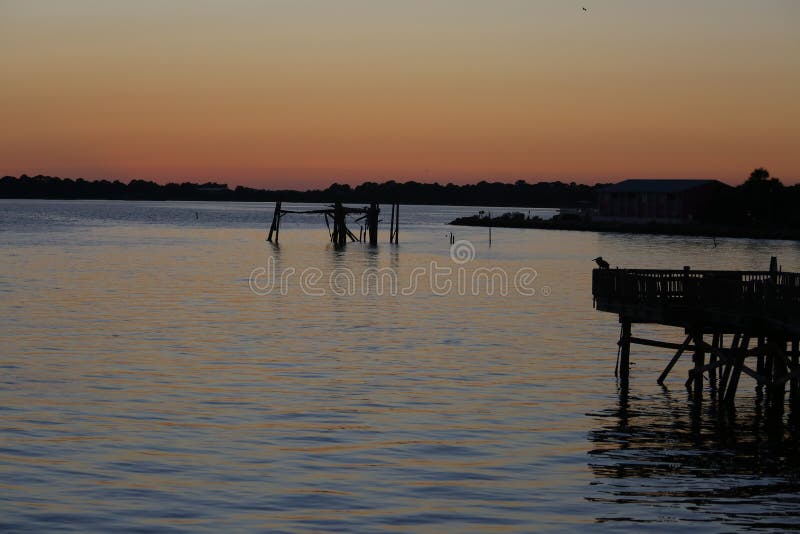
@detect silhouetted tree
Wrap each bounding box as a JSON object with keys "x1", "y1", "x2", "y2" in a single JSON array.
[
  {"x1": 741, "y1": 167, "x2": 784, "y2": 223},
  {"x1": 747, "y1": 167, "x2": 771, "y2": 183}
]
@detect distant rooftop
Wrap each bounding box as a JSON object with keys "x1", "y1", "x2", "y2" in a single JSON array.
[{"x1": 602, "y1": 179, "x2": 727, "y2": 194}]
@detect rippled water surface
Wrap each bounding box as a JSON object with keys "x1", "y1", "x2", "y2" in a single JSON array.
[{"x1": 2, "y1": 199, "x2": 800, "y2": 532}]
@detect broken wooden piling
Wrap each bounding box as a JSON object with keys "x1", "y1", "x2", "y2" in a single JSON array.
[
  {"x1": 267, "y1": 200, "x2": 282, "y2": 243},
  {"x1": 366, "y1": 203, "x2": 379, "y2": 246},
  {"x1": 389, "y1": 202, "x2": 399, "y2": 244},
  {"x1": 266, "y1": 200, "x2": 398, "y2": 246}
]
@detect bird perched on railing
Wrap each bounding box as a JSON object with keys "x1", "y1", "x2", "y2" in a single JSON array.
[{"x1": 594, "y1": 256, "x2": 610, "y2": 269}]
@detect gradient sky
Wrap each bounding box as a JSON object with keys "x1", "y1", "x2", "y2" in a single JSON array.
[{"x1": 2, "y1": 0, "x2": 798, "y2": 188}]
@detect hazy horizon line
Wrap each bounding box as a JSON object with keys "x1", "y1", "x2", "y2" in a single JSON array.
[{"x1": 4, "y1": 171, "x2": 786, "y2": 191}]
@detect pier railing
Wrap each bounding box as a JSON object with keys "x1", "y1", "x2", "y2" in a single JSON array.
[{"x1": 593, "y1": 268, "x2": 800, "y2": 332}]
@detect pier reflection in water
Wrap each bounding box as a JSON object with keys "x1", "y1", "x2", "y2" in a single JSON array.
[{"x1": 588, "y1": 384, "x2": 800, "y2": 529}]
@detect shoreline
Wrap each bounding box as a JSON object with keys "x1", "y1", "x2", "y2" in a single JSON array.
[{"x1": 449, "y1": 214, "x2": 800, "y2": 242}]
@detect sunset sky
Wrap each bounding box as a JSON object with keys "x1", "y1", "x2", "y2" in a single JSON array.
[{"x1": 2, "y1": 1, "x2": 798, "y2": 188}]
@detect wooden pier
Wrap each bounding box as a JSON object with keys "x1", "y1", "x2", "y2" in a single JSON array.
[
  {"x1": 592, "y1": 265, "x2": 800, "y2": 409},
  {"x1": 267, "y1": 201, "x2": 398, "y2": 246}
]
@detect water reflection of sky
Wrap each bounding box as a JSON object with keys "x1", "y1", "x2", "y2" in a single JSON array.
[{"x1": 1, "y1": 200, "x2": 800, "y2": 531}]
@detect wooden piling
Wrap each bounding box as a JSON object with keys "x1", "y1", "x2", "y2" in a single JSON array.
[
  {"x1": 389, "y1": 203, "x2": 394, "y2": 243},
  {"x1": 717, "y1": 333, "x2": 740, "y2": 401},
  {"x1": 619, "y1": 320, "x2": 631, "y2": 386},
  {"x1": 709, "y1": 333, "x2": 720, "y2": 392},
  {"x1": 367, "y1": 203, "x2": 379, "y2": 246},
  {"x1": 267, "y1": 200, "x2": 282, "y2": 243},
  {"x1": 770, "y1": 339, "x2": 788, "y2": 410},
  {"x1": 792, "y1": 340, "x2": 799, "y2": 405},
  {"x1": 332, "y1": 201, "x2": 347, "y2": 246},
  {"x1": 692, "y1": 331, "x2": 704, "y2": 400},
  {"x1": 390, "y1": 202, "x2": 399, "y2": 243},
  {"x1": 724, "y1": 336, "x2": 750, "y2": 406},
  {"x1": 275, "y1": 205, "x2": 282, "y2": 243}
]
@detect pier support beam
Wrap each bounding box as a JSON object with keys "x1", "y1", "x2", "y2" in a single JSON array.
[
  {"x1": 606, "y1": 324, "x2": 800, "y2": 414},
  {"x1": 267, "y1": 200, "x2": 282, "y2": 243},
  {"x1": 792, "y1": 340, "x2": 799, "y2": 407},
  {"x1": 724, "y1": 335, "x2": 750, "y2": 406},
  {"x1": 389, "y1": 202, "x2": 399, "y2": 243},
  {"x1": 690, "y1": 330, "x2": 705, "y2": 400},
  {"x1": 709, "y1": 333, "x2": 721, "y2": 394},
  {"x1": 619, "y1": 320, "x2": 631, "y2": 387},
  {"x1": 594, "y1": 265, "x2": 800, "y2": 413},
  {"x1": 389, "y1": 203, "x2": 394, "y2": 243},
  {"x1": 657, "y1": 335, "x2": 692, "y2": 385},
  {"x1": 332, "y1": 201, "x2": 347, "y2": 246},
  {"x1": 367, "y1": 203, "x2": 379, "y2": 246},
  {"x1": 768, "y1": 339, "x2": 788, "y2": 412}
]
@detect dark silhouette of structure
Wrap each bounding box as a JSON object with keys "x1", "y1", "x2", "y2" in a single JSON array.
[
  {"x1": 593, "y1": 260, "x2": 800, "y2": 413},
  {"x1": 596, "y1": 179, "x2": 731, "y2": 223},
  {"x1": 266, "y1": 201, "x2": 395, "y2": 246}
]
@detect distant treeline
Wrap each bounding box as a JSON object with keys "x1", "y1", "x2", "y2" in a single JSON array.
[
  {"x1": 1, "y1": 169, "x2": 798, "y2": 226},
  {"x1": 0, "y1": 174, "x2": 600, "y2": 207}
]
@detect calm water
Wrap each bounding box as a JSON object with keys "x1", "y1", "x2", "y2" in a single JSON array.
[{"x1": 2, "y1": 199, "x2": 800, "y2": 532}]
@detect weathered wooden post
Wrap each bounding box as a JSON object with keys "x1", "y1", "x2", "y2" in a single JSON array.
[
  {"x1": 367, "y1": 202, "x2": 379, "y2": 246},
  {"x1": 709, "y1": 333, "x2": 720, "y2": 393},
  {"x1": 724, "y1": 335, "x2": 750, "y2": 406},
  {"x1": 389, "y1": 202, "x2": 399, "y2": 243},
  {"x1": 267, "y1": 200, "x2": 282, "y2": 243},
  {"x1": 692, "y1": 330, "x2": 704, "y2": 400},
  {"x1": 619, "y1": 319, "x2": 631, "y2": 386},
  {"x1": 394, "y1": 203, "x2": 399, "y2": 243},
  {"x1": 332, "y1": 201, "x2": 347, "y2": 246},
  {"x1": 792, "y1": 339, "x2": 799, "y2": 405},
  {"x1": 330, "y1": 208, "x2": 338, "y2": 244},
  {"x1": 762, "y1": 337, "x2": 772, "y2": 391},
  {"x1": 770, "y1": 339, "x2": 787, "y2": 411},
  {"x1": 389, "y1": 203, "x2": 395, "y2": 244}
]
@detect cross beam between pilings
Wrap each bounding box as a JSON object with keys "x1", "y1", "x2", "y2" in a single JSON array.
[
  {"x1": 618, "y1": 324, "x2": 800, "y2": 409},
  {"x1": 594, "y1": 265, "x2": 800, "y2": 410},
  {"x1": 265, "y1": 200, "x2": 397, "y2": 246}
]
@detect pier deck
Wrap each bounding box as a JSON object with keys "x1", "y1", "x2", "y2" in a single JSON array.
[{"x1": 592, "y1": 267, "x2": 800, "y2": 409}]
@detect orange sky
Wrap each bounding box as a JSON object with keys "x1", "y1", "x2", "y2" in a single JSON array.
[{"x1": 1, "y1": 1, "x2": 798, "y2": 188}]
